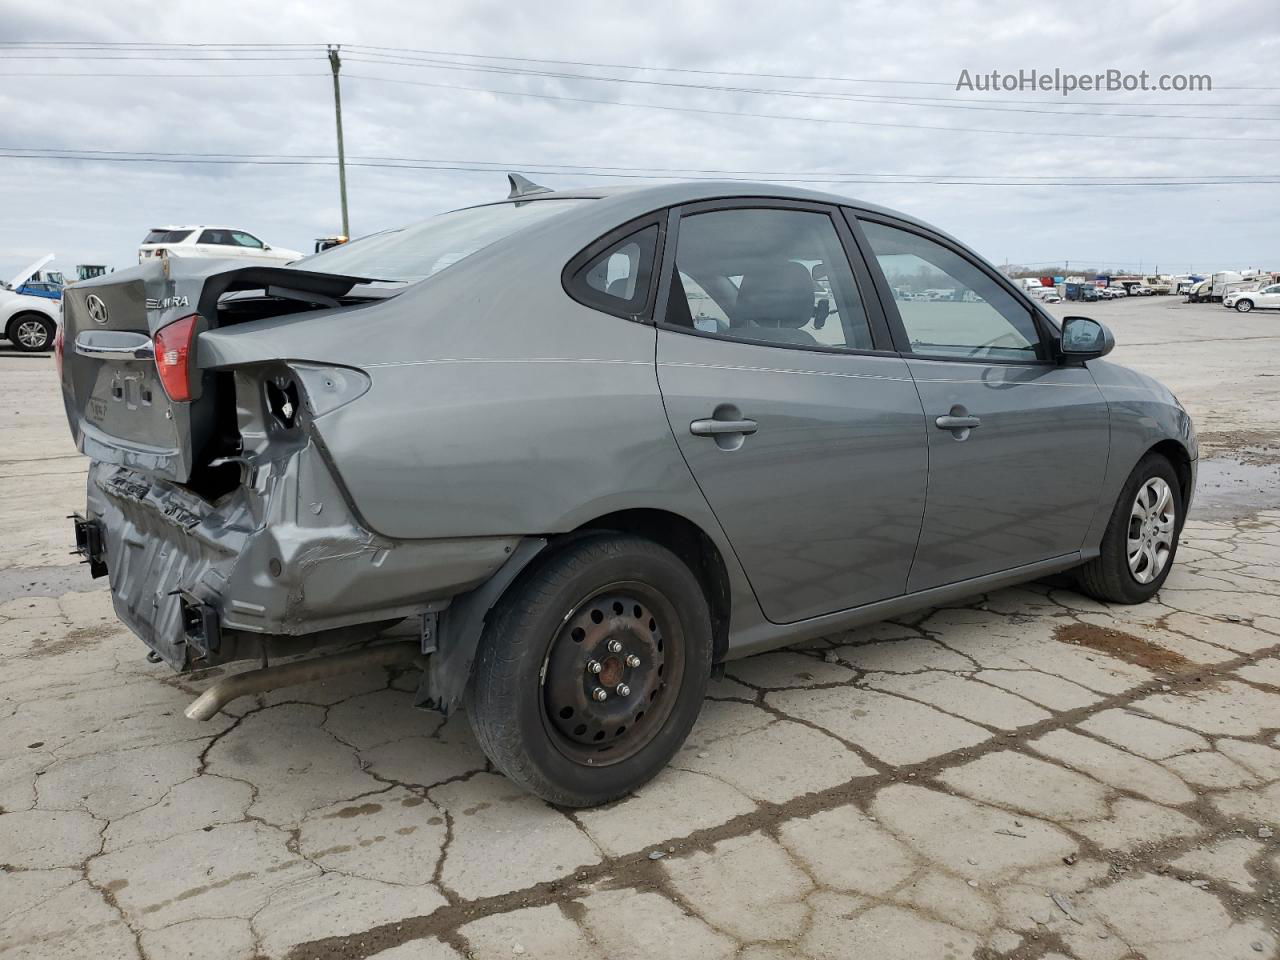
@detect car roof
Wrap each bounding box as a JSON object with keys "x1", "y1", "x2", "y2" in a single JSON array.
[
  {"x1": 147, "y1": 226, "x2": 247, "y2": 232},
  {"x1": 456, "y1": 179, "x2": 956, "y2": 242}
]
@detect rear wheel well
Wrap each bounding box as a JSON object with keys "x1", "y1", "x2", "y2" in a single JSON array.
[
  {"x1": 1148, "y1": 439, "x2": 1193, "y2": 513},
  {"x1": 568, "y1": 509, "x2": 731, "y2": 663}
]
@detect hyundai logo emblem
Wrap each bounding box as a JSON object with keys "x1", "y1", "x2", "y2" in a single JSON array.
[{"x1": 86, "y1": 294, "x2": 109, "y2": 325}]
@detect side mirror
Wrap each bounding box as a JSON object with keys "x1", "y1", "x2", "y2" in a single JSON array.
[
  {"x1": 1060, "y1": 316, "x2": 1114, "y2": 361},
  {"x1": 813, "y1": 297, "x2": 830, "y2": 330}
]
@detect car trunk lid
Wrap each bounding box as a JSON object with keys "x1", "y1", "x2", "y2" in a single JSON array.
[{"x1": 60, "y1": 257, "x2": 378, "y2": 484}]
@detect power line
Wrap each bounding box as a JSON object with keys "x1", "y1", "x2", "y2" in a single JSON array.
[
  {"x1": 0, "y1": 71, "x2": 326, "y2": 78},
  {"x1": 0, "y1": 53, "x2": 320, "y2": 61},
  {"x1": 8, "y1": 40, "x2": 1277, "y2": 93},
  {"x1": 342, "y1": 43, "x2": 1280, "y2": 93},
  {"x1": 0, "y1": 41, "x2": 950, "y2": 84},
  {"x1": 2, "y1": 146, "x2": 1273, "y2": 180},
  {"x1": 3, "y1": 149, "x2": 1277, "y2": 186},
  {"x1": 0, "y1": 41, "x2": 321, "y2": 46},
  {"x1": 339, "y1": 72, "x2": 1280, "y2": 143},
  {"x1": 336, "y1": 51, "x2": 1277, "y2": 122},
  {"x1": 5, "y1": 44, "x2": 1274, "y2": 119}
]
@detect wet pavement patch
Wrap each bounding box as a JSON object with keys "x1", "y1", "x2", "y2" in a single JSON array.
[
  {"x1": 1191, "y1": 455, "x2": 1280, "y2": 521},
  {"x1": 1054, "y1": 622, "x2": 1190, "y2": 672},
  {"x1": 1197, "y1": 429, "x2": 1280, "y2": 466}
]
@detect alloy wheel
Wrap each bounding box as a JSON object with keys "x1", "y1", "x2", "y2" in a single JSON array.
[
  {"x1": 1127, "y1": 477, "x2": 1176, "y2": 584},
  {"x1": 16, "y1": 319, "x2": 50, "y2": 349}
]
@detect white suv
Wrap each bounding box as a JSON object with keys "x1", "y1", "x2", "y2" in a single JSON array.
[
  {"x1": 138, "y1": 227, "x2": 303, "y2": 265},
  {"x1": 1225, "y1": 284, "x2": 1280, "y2": 313}
]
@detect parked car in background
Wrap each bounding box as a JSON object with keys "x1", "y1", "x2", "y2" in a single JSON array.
[
  {"x1": 1066, "y1": 283, "x2": 1101, "y2": 302},
  {"x1": 2, "y1": 254, "x2": 59, "y2": 352},
  {"x1": 1105, "y1": 286, "x2": 1128, "y2": 298},
  {"x1": 138, "y1": 226, "x2": 303, "y2": 265},
  {"x1": 17, "y1": 279, "x2": 63, "y2": 301},
  {"x1": 1224, "y1": 283, "x2": 1280, "y2": 313},
  {"x1": 1129, "y1": 285, "x2": 1154, "y2": 297},
  {"x1": 61, "y1": 179, "x2": 1197, "y2": 806},
  {"x1": 314, "y1": 235, "x2": 349, "y2": 253},
  {"x1": 1187, "y1": 279, "x2": 1212, "y2": 303}
]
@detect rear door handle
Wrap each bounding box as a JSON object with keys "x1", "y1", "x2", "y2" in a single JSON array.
[
  {"x1": 934, "y1": 415, "x2": 981, "y2": 430},
  {"x1": 690, "y1": 418, "x2": 758, "y2": 437}
]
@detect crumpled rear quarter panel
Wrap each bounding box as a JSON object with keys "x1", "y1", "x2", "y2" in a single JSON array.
[{"x1": 87, "y1": 433, "x2": 518, "y2": 668}]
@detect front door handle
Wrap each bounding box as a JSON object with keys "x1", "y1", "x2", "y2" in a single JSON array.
[
  {"x1": 934, "y1": 415, "x2": 981, "y2": 430},
  {"x1": 690, "y1": 418, "x2": 758, "y2": 437}
]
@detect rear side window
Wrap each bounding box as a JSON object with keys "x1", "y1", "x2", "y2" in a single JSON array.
[
  {"x1": 198, "y1": 229, "x2": 233, "y2": 245},
  {"x1": 664, "y1": 207, "x2": 874, "y2": 352},
  {"x1": 565, "y1": 224, "x2": 659, "y2": 318},
  {"x1": 143, "y1": 230, "x2": 193, "y2": 244}
]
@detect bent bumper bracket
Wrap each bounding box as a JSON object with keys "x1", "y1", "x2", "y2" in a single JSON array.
[{"x1": 70, "y1": 514, "x2": 108, "y2": 579}]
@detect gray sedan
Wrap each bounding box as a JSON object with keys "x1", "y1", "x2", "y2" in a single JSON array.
[{"x1": 59, "y1": 178, "x2": 1196, "y2": 806}]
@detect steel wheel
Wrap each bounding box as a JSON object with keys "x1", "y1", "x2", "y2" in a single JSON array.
[
  {"x1": 15, "y1": 318, "x2": 51, "y2": 350},
  {"x1": 540, "y1": 582, "x2": 683, "y2": 766},
  {"x1": 1127, "y1": 477, "x2": 1176, "y2": 584}
]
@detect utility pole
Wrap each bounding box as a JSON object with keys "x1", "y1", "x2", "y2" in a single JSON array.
[{"x1": 328, "y1": 44, "x2": 350, "y2": 237}]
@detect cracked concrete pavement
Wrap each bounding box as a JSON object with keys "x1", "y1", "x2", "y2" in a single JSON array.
[{"x1": 2, "y1": 296, "x2": 1279, "y2": 959}]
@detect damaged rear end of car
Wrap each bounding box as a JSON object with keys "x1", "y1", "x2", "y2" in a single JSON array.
[{"x1": 60, "y1": 257, "x2": 520, "y2": 696}]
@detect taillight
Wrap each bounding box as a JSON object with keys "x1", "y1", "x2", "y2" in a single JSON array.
[
  {"x1": 154, "y1": 314, "x2": 200, "y2": 402},
  {"x1": 54, "y1": 323, "x2": 65, "y2": 379}
]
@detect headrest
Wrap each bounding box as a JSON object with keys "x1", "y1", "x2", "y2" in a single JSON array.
[{"x1": 735, "y1": 260, "x2": 814, "y2": 329}]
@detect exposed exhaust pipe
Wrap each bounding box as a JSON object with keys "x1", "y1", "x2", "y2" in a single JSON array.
[{"x1": 184, "y1": 641, "x2": 422, "y2": 721}]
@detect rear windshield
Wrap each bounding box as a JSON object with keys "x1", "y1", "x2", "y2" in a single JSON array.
[
  {"x1": 143, "y1": 229, "x2": 194, "y2": 244},
  {"x1": 293, "y1": 199, "x2": 587, "y2": 283}
]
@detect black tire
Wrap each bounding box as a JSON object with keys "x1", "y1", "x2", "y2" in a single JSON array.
[
  {"x1": 1235, "y1": 299, "x2": 1254, "y2": 313},
  {"x1": 6, "y1": 313, "x2": 55, "y2": 353},
  {"x1": 1075, "y1": 453, "x2": 1182, "y2": 604},
  {"x1": 467, "y1": 534, "x2": 713, "y2": 807}
]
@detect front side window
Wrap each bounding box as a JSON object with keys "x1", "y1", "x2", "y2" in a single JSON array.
[
  {"x1": 665, "y1": 208, "x2": 873, "y2": 352},
  {"x1": 230, "y1": 231, "x2": 264, "y2": 249},
  {"x1": 859, "y1": 220, "x2": 1042, "y2": 361}
]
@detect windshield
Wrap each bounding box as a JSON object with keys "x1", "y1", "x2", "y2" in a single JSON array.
[{"x1": 294, "y1": 199, "x2": 588, "y2": 283}]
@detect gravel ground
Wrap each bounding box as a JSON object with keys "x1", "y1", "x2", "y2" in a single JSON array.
[{"x1": 1, "y1": 295, "x2": 1277, "y2": 960}]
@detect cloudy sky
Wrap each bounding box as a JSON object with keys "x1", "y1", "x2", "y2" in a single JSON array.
[{"x1": 1, "y1": 0, "x2": 1277, "y2": 281}]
